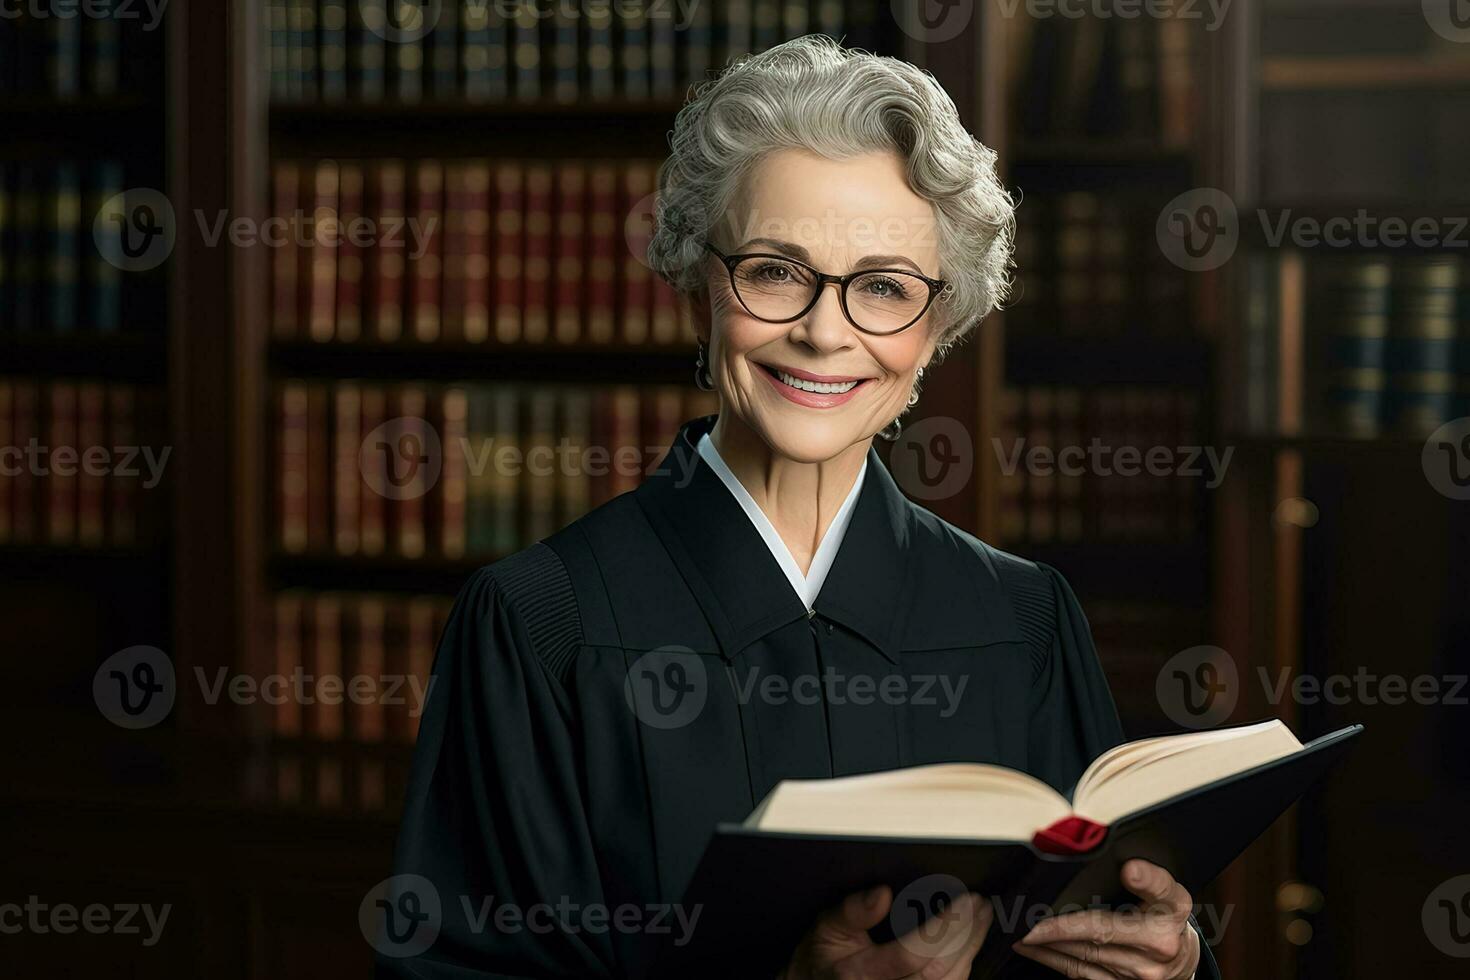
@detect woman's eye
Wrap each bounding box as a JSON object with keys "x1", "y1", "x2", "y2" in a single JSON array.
[
  {"x1": 753, "y1": 264, "x2": 793, "y2": 283},
  {"x1": 858, "y1": 276, "x2": 909, "y2": 300}
]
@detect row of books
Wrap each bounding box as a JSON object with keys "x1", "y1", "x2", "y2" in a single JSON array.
[
  {"x1": 1089, "y1": 599, "x2": 1209, "y2": 736},
  {"x1": 0, "y1": 379, "x2": 164, "y2": 547},
  {"x1": 1010, "y1": 190, "x2": 1189, "y2": 334},
  {"x1": 276, "y1": 379, "x2": 719, "y2": 560},
  {"x1": 996, "y1": 384, "x2": 1206, "y2": 545},
  {"x1": 262, "y1": 589, "x2": 454, "y2": 811},
  {"x1": 271, "y1": 158, "x2": 695, "y2": 347},
  {"x1": 1317, "y1": 256, "x2": 1469, "y2": 438},
  {"x1": 1014, "y1": 11, "x2": 1195, "y2": 146},
  {"x1": 268, "y1": 0, "x2": 868, "y2": 103},
  {"x1": 0, "y1": 4, "x2": 157, "y2": 97},
  {"x1": 0, "y1": 160, "x2": 127, "y2": 336}
]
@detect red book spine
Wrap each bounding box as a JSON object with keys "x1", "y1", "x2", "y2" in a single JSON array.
[
  {"x1": 306, "y1": 383, "x2": 331, "y2": 552},
  {"x1": 358, "y1": 385, "x2": 387, "y2": 555},
  {"x1": 553, "y1": 163, "x2": 586, "y2": 345},
  {"x1": 390, "y1": 386, "x2": 428, "y2": 559},
  {"x1": 274, "y1": 592, "x2": 304, "y2": 739},
  {"x1": 620, "y1": 163, "x2": 654, "y2": 347},
  {"x1": 384, "y1": 601, "x2": 411, "y2": 743},
  {"x1": 278, "y1": 382, "x2": 309, "y2": 553},
  {"x1": 410, "y1": 160, "x2": 444, "y2": 343},
  {"x1": 271, "y1": 162, "x2": 300, "y2": 340},
  {"x1": 332, "y1": 381, "x2": 361, "y2": 555},
  {"x1": 494, "y1": 162, "x2": 524, "y2": 344},
  {"x1": 335, "y1": 162, "x2": 365, "y2": 342},
  {"x1": 522, "y1": 164, "x2": 554, "y2": 344},
  {"x1": 351, "y1": 596, "x2": 387, "y2": 744},
  {"x1": 308, "y1": 159, "x2": 340, "y2": 342},
  {"x1": 371, "y1": 160, "x2": 407, "y2": 342},
  {"x1": 46, "y1": 382, "x2": 78, "y2": 544},
  {"x1": 462, "y1": 164, "x2": 493, "y2": 344},
  {"x1": 440, "y1": 163, "x2": 468, "y2": 345},
  {"x1": 608, "y1": 385, "x2": 641, "y2": 498},
  {"x1": 405, "y1": 596, "x2": 436, "y2": 743},
  {"x1": 586, "y1": 165, "x2": 618, "y2": 344},
  {"x1": 75, "y1": 382, "x2": 106, "y2": 545},
  {"x1": 439, "y1": 387, "x2": 468, "y2": 558}
]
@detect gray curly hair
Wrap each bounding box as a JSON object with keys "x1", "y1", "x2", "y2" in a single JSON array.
[{"x1": 648, "y1": 34, "x2": 1015, "y2": 355}]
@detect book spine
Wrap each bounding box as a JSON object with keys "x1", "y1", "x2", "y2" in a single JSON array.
[
  {"x1": 1024, "y1": 386, "x2": 1056, "y2": 542},
  {"x1": 391, "y1": 385, "x2": 428, "y2": 558},
  {"x1": 274, "y1": 592, "x2": 305, "y2": 741},
  {"x1": 619, "y1": 0, "x2": 650, "y2": 100},
  {"x1": 522, "y1": 163, "x2": 554, "y2": 345},
  {"x1": 606, "y1": 385, "x2": 641, "y2": 498},
  {"x1": 309, "y1": 159, "x2": 340, "y2": 342},
  {"x1": 440, "y1": 386, "x2": 469, "y2": 558},
  {"x1": 87, "y1": 162, "x2": 124, "y2": 334},
  {"x1": 319, "y1": 0, "x2": 349, "y2": 100},
  {"x1": 13, "y1": 165, "x2": 40, "y2": 334},
  {"x1": 440, "y1": 163, "x2": 468, "y2": 345},
  {"x1": 0, "y1": 381, "x2": 10, "y2": 543},
  {"x1": 462, "y1": 163, "x2": 493, "y2": 344},
  {"x1": 752, "y1": 0, "x2": 780, "y2": 54},
  {"x1": 269, "y1": 0, "x2": 291, "y2": 99},
  {"x1": 47, "y1": 381, "x2": 78, "y2": 544},
  {"x1": 553, "y1": 162, "x2": 587, "y2": 345},
  {"x1": 429, "y1": 0, "x2": 459, "y2": 98},
  {"x1": 351, "y1": 595, "x2": 388, "y2": 744},
  {"x1": 278, "y1": 382, "x2": 309, "y2": 552},
  {"x1": 586, "y1": 3, "x2": 614, "y2": 98},
  {"x1": 271, "y1": 161, "x2": 301, "y2": 340},
  {"x1": 586, "y1": 165, "x2": 617, "y2": 344},
  {"x1": 359, "y1": 385, "x2": 388, "y2": 554},
  {"x1": 353, "y1": 0, "x2": 387, "y2": 101},
  {"x1": 489, "y1": 387, "x2": 520, "y2": 554},
  {"x1": 650, "y1": 0, "x2": 676, "y2": 97},
  {"x1": 461, "y1": 0, "x2": 506, "y2": 101},
  {"x1": 683, "y1": 0, "x2": 712, "y2": 86},
  {"x1": 10, "y1": 382, "x2": 38, "y2": 542},
  {"x1": 1388, "y1": 256, "x2": 1460, "y2": 437},
  {"x1": 391, "y1": 4, "x2": 423, "y2": 102},
  {"x1": 404, "y1": 597, "x2": 437, "y2": 742},
  {"x1": 47, "y1": 6, "x2": 81, "y2": 97},
  {"x1": 620, "y1": 163, "x2": 654, "y2": 347},
  {"x1": 86, "y1": 0, "x2": 121, "y2": 95},
  {"x1": 332, "y1": 380, "x2": 362, "y2": 554},
  {"x1": 307, "y1": 593, "x2": 345, "y2": 743},
  {"x1": 493, "y1": 161, "x2": 524, "y2": 344},
  {"x1": 551, "y1": 0, "x2": 580, "y2": 102},
  {"x1": 371, "y1": 160, "x2": 407, "y2": 342},
  {"x1": 511, "y1": 2, "x2": 540, "y2": 100},
  {"x1": 48, "y1": 162, "x2": 80, "y2": 335},
  {"x1": 524, "y1": 388, "x2": 558, "y2": 542},
  {"x1": 1324, "y1": 258, "x2": 1391, "y2": 438},
  {"x1": 559, "y1": 388, "x2": 592, "y2": 528},
  {"x1": 306, "y1": 382, "x2": 331, "y2": 551},
  {"x1": 410, "y1": 159, "x2": 444, "y2": 343},
  {"x1": 781, "y1": 0, "x2": 809, "y2": 39},
  {"x1": 465, "y1": 389, "x2": 494, "y2": 554},
  {"x1": 723, "y1": 0, "x2": 753, "y2": 65},
  {"x1": 296, "y1": 0, "x2": 319, "y2": 101},
  {"x1": 816, "y1": 0, "x2": 844, "y2": 37},
  {"x1": 334, "y1": 162, "x2": 365, "y2": 341},
  {"x1": 75, "y1": 382, "x2": 106, "y2": 545}
]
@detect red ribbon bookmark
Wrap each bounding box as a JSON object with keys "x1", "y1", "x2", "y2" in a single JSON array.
[{"x1": 1031, "y1": 816, "x2": 1109, "y2": 855}]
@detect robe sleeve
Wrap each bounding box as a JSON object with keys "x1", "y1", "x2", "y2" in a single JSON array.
[
  {"x1": 376, "y1": 562, "x2": 615, "y2": 979},
  {"x1": 1019, "y1": 561, "x2": 1222, "y2": 980}
]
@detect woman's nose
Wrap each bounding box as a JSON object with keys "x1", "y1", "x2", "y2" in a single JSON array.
[{"x1": 789, "y1": 282, "x2": 857, "y2": 352}]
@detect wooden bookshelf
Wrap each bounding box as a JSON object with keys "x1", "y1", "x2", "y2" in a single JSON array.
[{"x1": 1261, "y1": 55, "x2": 1470, "y2": 91}]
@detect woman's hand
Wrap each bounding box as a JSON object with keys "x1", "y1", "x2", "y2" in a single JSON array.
[
  {"x1": 782, "y1": 884, "x2": 994, "y2": 980},
  {"x1": 1013, "y1": 859, "x2": 1201, "y2": 979}
]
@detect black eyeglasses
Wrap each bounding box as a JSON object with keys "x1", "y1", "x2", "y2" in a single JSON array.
[{"x1": 703, "y1": 242, "x2": 947, "y2": 336}]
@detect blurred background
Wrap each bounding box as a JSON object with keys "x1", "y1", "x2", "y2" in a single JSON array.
[{"x1": 3, "y1": 0, "x2": 1469, "y2": 976}]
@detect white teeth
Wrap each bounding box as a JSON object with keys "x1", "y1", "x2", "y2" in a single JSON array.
[{"x1": 776, "y1": 370, "x2": 859, "y2": 394}]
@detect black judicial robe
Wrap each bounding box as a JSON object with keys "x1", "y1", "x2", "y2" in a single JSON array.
[{"x1": 381, "y1": 414, "x2": 1222, "y2": 980}]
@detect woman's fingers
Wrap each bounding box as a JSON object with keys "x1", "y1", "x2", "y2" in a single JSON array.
[
  {"x1": 837, "y1": 892, "x2": 992, "y2": 980},
  {"x1": 814, "y1": 885, "x2": 894, "y2": 943},
  {"x1": 1121, "y1": 860, "x2": 1194, "y2": 919}
]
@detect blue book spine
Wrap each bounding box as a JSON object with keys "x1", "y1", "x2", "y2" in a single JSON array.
[
  {"x1": 620, "y1": 3, "x2": 649, "y2": 100},
  {"x1": 13, "y1": 165, "x2": 41, "y2": 335},
  {"x1": 48, "y1": 8, "x2": 82, "y2": 97},
  {"x1": 586, "y1": 6, "x2": 614, "y2": 99},
  {"x1": 354, "y1": 0, "x2": 387, "y2": 101},
  {"x1": 683, "y1": 0, "x2": 712, "y2": 88},
  {"x1": 319, "y1": 0, "x2": 349, "y2": 100},
  {"x1": 268, "y1": 0, "x2": 290, "y2": 99},
  {"x1": 87, "y1": 0, "x2": 122, "y2": 95},
  {"x1": 511, "y1": 3, "x2": 540, "y2": 100},
  {"x1": 89, "y1": 162, "x2": 124, "y2": 334},
  {"x1": 1325, "y1": 259, "x2": 1391, "y2": 438},
  {"x1": 429, "y1": 0, "x2": 459, "y2": 98},
  {"x1": 650, "y1": 0, "x2": 675, "y2": 96},
  {"x1": 49, "y1": 163, "x2": 81, "y2": 335},
  {"x1": 1389, "y1": 257, "x2": 1461, "y2": 436},
  {"x1": 551, "y1": 3, "x2": 579, "y2": 102}
]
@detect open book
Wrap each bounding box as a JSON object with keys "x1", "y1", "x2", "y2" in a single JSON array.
[
  {"x1": 749, "y1": 720, "x2": 1305, "y2": 853},
  {"x1": 656, "y1": 721, "x2": 1361, "y2": 979}
]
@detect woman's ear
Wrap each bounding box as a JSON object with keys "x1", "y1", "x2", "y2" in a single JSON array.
[{"x1": 687, "y1": 287, "x2": 713, "y2": 345}]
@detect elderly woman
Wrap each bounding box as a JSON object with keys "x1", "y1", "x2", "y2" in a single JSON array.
[{"x1": 384, "y1": 35, "x2": 1215, "y2": 980}]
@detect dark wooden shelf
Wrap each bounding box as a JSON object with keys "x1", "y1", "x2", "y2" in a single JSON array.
[
  {"x1": 269, "y1": 551, "x2": 493, "y2": 594},
  {"x1": 0, "y1": 542, "x2": 168, "y2": 575},
  {"x1": 1262, "y1": 55, "x2": 1470, "y2": 91},
  {"x1": 268, "y1": 339, "x2": 694, "y2": 383},
  {"x1": 269, "y1": 98, "x2": 681, "y2": 158},
  {"x1": 0, "y1": 333, "x2": 168, "y2": 382},
  {"x1": 1005, "y1": 333, "x2": 1211, "y2": 386}
]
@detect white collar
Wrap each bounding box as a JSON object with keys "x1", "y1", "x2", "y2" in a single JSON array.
[{"x1": 696, "y1": 432, "x2": 868, "y2": 612}]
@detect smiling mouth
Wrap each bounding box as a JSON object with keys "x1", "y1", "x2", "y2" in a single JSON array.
[{"x1": 759, "y1": 364, "x2": 870, "y2": 395}]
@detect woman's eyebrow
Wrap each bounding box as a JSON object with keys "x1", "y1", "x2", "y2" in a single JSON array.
[
  {"x1": 736, "y1": 239, "x2": 928, "y2": 275},
  {"x1": 851, "y1": 254, "x2": 925, "y2": 274}
]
